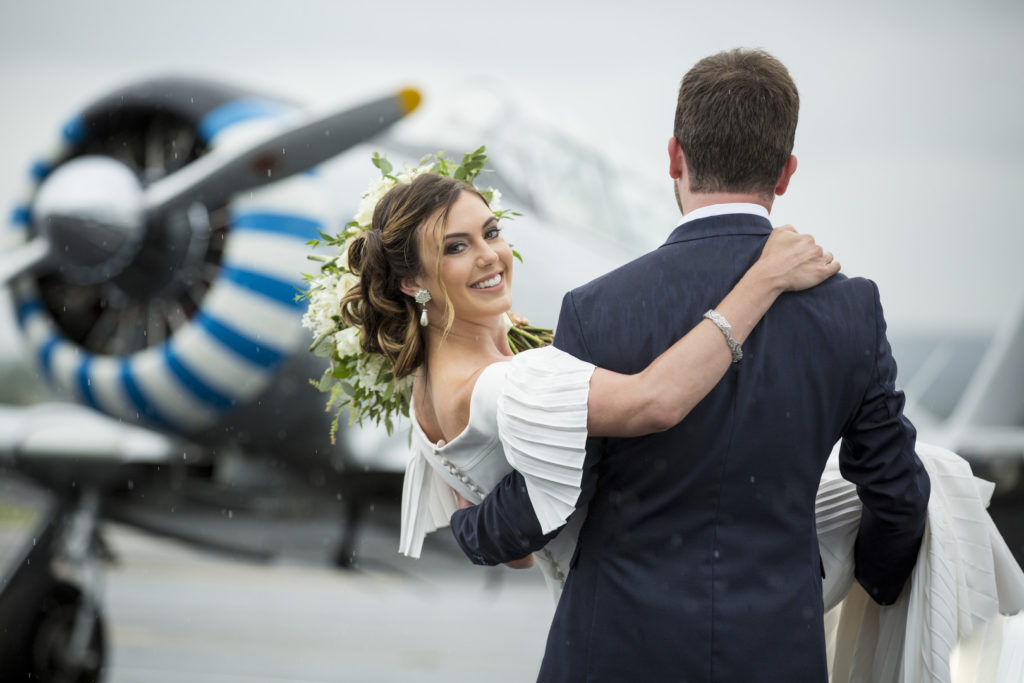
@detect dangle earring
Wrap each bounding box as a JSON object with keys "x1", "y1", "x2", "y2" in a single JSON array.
[{"x1": 415, "y1": 289, "x2": 432, "y2": 327}]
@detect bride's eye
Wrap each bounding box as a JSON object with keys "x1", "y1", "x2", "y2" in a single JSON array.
[
  {"x1": 484, "y1": 224, "x2": 502, "y2": 240},
  {"x1": 445, "y1": 241, "x2": 466, "y2": 255}
]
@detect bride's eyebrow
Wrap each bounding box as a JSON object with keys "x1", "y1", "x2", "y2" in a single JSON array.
[{"x1": 444, "y1": 218, "x2": 498, "y2": 241}]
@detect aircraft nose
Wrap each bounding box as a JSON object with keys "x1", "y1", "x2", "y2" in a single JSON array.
[{"x1": 396, "y1": 88, "x2": 422, "y2": 116}]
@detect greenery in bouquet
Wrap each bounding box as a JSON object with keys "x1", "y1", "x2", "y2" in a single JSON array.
[{"x1": 301, "y1": 147, "x2": 550, "y2": 441}]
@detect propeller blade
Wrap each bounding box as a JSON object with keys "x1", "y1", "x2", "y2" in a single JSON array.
[
  {"x1": 144, "y1": 88, "x2": 422, "y2": 216},
  {"x1": 0, "y1": 236, "x2": 51, "y2": 286}
]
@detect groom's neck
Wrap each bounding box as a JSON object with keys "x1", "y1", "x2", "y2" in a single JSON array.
[{"x1": 682, "y1": 191, "x2": 773, "y2": 215}]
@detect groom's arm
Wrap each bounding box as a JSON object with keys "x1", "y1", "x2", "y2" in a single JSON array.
[
  {"x1": 450, "y1": 471, "x2": 559, "y2": 565},
  {"x1": 838, "y1": 280, "x2": 930, "y2": 605},
  {"x1": 450, "y1": 291, "x2": 600, "y2": 565}
]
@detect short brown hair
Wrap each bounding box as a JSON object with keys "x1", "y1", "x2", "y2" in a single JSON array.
[{"x1": 674, "y1": 48, "x2": 799, "y2": 198}]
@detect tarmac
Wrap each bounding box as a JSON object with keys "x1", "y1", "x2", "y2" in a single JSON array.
[{"x1": 100, "y1": 510, "x2": 554, "y2": 683}]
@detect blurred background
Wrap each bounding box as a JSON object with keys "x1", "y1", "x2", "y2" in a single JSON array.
[{"x1": 1, "y1": 1, "x2": 1022, "y2": 681}]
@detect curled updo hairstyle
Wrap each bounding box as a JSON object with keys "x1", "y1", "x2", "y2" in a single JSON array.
[{"x1": 339, "y1": 173, "x2": 486, "y2": 378}]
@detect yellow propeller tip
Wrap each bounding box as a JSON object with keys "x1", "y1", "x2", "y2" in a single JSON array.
[{"x1": 396, "y1": 88, "x2": 422, "y2": 115}]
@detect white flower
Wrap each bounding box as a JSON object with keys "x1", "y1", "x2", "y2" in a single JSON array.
[
  {"x1": 302, "y1": 272, "x2": 342, "y2": 338},
  {"x1": 336, "y1": 271, "x2": 359, "y2": 299},
  {"x1": 353, "y1": 175, "x2": 397, "y2": 227},
  {"x1": 333, "y1": 327, "x2": 361, "y2": 358},
  {"x1": 395, "y1": 162, "x2": 433, "y2": 184},
  {"x1": 335, "y1": 243, "x2": 349, "y2": 271},
  {"x1": 355, "y1": 354, "x2": 388, "y2": 392},
  {"x1": 487, "y1": 187, "x2": 502, "y2": 211}
]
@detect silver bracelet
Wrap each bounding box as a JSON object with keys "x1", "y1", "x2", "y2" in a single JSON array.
[{"x1": 703, "y1": 309, "x2": 743, "y2": 363}]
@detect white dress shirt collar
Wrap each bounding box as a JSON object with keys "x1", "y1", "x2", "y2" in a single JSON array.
[{"x1": 678, "y1": 202, "x2": 770, "y2": 226}]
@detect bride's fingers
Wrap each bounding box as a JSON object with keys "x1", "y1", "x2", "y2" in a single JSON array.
[{"x1": 822, "y1": 251, "x2": 834, "y2": 265}]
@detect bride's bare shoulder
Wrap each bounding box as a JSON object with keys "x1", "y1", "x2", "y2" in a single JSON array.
[{"x1": 426, "y1": 359, "x2": 498, "y2": 440}]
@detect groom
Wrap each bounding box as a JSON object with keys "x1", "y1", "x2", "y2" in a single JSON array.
[{"x1": 450, "y1": 48, "x2": 930, "y2": 681}]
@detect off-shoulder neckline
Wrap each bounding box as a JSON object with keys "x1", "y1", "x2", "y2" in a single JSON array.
[{"x1": 410, "y1": 359, "x2": 509, "y2": 453}]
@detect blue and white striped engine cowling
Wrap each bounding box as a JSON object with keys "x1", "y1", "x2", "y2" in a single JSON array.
[{"x1": 9, "y1": 96, "x2": 330, "y2": 435}]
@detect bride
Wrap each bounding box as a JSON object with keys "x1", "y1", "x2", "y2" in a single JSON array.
[{"x1": 309, "y1": 154, "x2": 1024, "y2": 681}]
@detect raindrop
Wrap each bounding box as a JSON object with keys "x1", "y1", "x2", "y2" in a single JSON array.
[
  {"x1": 713, "y1": 550, "x2": 720, "y2": 559},
  {"x1": 228, "y1": 510, "x2": 233, "y2": 519},
  {"x1": 750, "y1": 476, "x2": 756, "y2": 483}
]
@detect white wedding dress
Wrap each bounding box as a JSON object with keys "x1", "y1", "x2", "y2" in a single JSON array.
[{"x1": 399, "y1": 346, "x2": 1024, "y2": 682}]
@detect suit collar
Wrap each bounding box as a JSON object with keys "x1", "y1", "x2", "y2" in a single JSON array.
[{"x1": 662, "y1": 211, "x2": 773, "y2": 246}]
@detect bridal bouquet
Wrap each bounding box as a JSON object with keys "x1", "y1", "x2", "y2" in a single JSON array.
[{"x1": 302, "y1": 147, "x2": 551, "y2": 440}]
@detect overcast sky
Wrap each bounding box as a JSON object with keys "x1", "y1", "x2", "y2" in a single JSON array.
[{"x1": 1, "y1": 0, "x2": 1022, "y2": 359}]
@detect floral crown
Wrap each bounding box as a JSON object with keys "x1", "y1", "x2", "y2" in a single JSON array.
[{"x1": 302, "y1": 147, "x2": 551, "y2": 439}]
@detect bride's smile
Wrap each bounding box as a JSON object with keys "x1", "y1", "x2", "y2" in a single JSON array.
[{"x1": 469, "y1": 272, "x2": 504, "y2": 290}]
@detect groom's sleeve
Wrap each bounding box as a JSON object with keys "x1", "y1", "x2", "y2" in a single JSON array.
[
  {"x1": 838, "y1": 280, "x2": 930, "y2": 605},
  {"x1": 450, "y1": 291, "x2": 599, "y2": 565}
]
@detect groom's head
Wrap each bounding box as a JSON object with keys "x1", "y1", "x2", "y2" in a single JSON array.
[{"x1": 671, "y1": 49, "x2": 799, "y2": 206}]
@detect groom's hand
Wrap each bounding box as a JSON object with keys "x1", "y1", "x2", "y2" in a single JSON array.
[
  {"x1": 504, "y1": 554, "x2": 536, "y2": 569},
  {"x1": 453, "y1": 490, "x2": 533, "y2": 567}
]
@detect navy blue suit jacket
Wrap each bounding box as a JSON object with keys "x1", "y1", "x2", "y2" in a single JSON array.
[{"x1": 450, "y1": 213, "x2": 930, "y2": 682}]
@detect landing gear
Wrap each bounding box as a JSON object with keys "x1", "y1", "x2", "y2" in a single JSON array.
[{"x1": 28, "y1": 581, "x2": 106, "y2": 683}]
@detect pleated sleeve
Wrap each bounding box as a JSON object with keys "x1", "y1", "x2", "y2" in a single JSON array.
[
  {"x1": 398, "y1": 448, "x2": 458, "y2": 558},
  {"x1": 496, "y1": 346, "x2": 595, "y2": 534}
]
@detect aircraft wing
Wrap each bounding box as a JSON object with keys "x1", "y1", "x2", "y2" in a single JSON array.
[{"x1": 0, "y1": 403, "x2": 178, "y2": 465}]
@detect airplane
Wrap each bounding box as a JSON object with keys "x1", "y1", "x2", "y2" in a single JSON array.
[
  {"x1": 0, "y1": 73, "x2": 1021, "y2": 682},
  {"x1": 0, "y1": 75, "x2": 661, "y2": 682}
]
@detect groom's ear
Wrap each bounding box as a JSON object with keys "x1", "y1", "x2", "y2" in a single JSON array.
[
  {"x1": 774, "y1": 155, "x2": 798, "y2": 196},
  {"x1": 668, "y1": 136, "x2": 685, "y2": 179}
]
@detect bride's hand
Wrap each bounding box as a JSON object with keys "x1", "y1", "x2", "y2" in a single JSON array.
[{"x1": 759, "y1": 225, "x2": 840, "y2": 292}]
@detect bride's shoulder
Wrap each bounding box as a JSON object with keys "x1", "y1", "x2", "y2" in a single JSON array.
[{"x1": 427, "y1": 358, "x2": 506, "y2": 440}]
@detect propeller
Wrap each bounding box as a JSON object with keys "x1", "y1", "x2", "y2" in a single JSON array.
[
  {"x1": 0, "y1": 88, "x2": 421, "y2": 288},
  {"x1": 0, "y1": 236, "x2": 50, "y2": 285}
]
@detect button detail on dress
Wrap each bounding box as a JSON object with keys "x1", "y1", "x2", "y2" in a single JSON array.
[{"x1": 431, "y1": 451, "x2": 485, "y2": 498}]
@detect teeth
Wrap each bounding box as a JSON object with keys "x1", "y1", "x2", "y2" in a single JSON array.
[{"x1": 471, "y1": 273, "x2": 502, "y2": 289}]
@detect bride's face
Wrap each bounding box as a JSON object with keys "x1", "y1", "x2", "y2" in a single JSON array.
[{"x1": 419, "y1": 190, "x2": 514, "y2": 325}]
